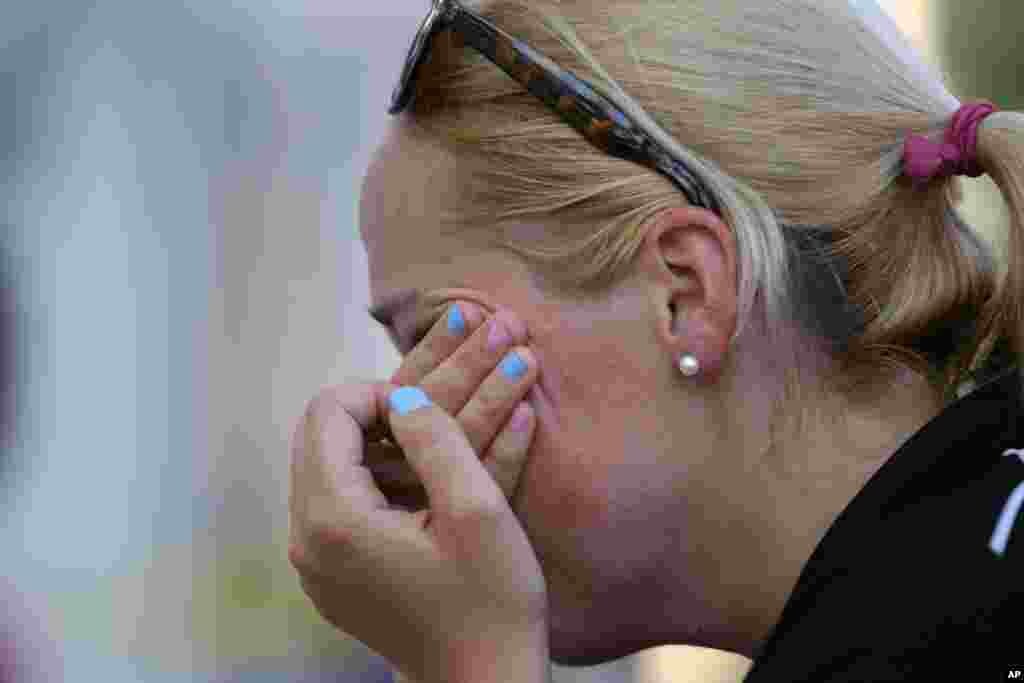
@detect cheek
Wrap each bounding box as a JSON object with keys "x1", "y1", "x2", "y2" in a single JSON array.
[
  {"x1": 517, "y1": 362, "x2": 670, "y2": 551},
  {"x1": 519, "y1": 342, "x2": 612, "y2": 522},
  {"x1": 514, "y1": 341, "x2": 687, "y2": 574},
  {"x1": 520, "y1": 412, "x2": 676, "y2": 545},
  {"x1": 514, "y1": 408, "x2": 618, "y2": 611},
  {"x1": 516, "y1": 412, "x2": 687, "y2": 623},
  {"x1": 519, "y1": 382, "x2": 611, "y2": 527},
  {"x1": 518, "y1": 333, "x2": 664, "y2": 529}
]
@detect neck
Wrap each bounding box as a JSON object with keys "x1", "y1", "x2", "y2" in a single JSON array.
[{"x1": 679, "y1": 371, "x2": 944, "y2": 659}]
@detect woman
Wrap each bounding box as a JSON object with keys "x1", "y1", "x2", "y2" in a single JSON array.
[{"x1": 288, "y1": 0, "x2": 1024, "y2": 680}]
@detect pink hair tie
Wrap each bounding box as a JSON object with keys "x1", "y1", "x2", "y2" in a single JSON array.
[{"x1": 903, "y1": 100, "x2": 1000, "y2": 185}]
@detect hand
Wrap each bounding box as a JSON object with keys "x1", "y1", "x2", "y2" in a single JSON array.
[
  {"x1": 361, "y1": 303, "x2": 537, "y2": 517},
  {"x1": 288, "y1": 303, "x2": 550, "y2": 683}
]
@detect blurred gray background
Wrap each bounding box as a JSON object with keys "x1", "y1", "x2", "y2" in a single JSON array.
[{"x1": 0, "y1": 0, "x2": 1014, "y2": 681}]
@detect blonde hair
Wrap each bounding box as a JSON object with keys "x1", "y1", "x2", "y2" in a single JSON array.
[{"x1": 403, "y1": 0, "x2": 1024, "y2": 428}]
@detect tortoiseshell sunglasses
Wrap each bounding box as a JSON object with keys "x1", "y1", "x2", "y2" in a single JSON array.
[{"x1": 388, "y1": 0, "x2": 722, "y2": 217}]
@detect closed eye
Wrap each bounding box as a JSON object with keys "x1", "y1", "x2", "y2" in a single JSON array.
[
  {"x1": 368, "y1": 309, "x2": 438, "y2": 354},
  {"x1": 404, "y1": 320, "x2": 434, "y2": 354}
]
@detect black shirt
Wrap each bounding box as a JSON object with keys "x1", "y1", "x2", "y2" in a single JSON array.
[{"x1": 743, "y1": 363, "x2": 1024, "y2": 682}]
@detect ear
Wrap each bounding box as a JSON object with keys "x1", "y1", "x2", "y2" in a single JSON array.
[{"x1": 638, "y1": 206, "x2": 738, "y2": 384}]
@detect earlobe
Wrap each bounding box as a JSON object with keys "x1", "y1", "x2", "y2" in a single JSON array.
[{"x1": 676, "y1": 305, "x2": 735, "y2": 385}]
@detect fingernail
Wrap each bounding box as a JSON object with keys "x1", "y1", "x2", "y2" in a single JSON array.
[
  {"x1": 487, "y1": 317, "x2": 511, "y2": 351},
  {"x1": 388, "y1": 386, "x2": 432, "y2": 416},
  {"x1": 510, "y1": 402, "x2": 530, "y2": 432},
  {"x1": 447, "y1": 303, "x2": 465, "y2": 335},
  {"x1": 499, "y1": 350, "x2": 527, "y2": 381}
]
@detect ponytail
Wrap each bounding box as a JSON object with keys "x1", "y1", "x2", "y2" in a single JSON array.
[{"x1": 953, "y1": 112, "x2": 1024, "y2": 400}]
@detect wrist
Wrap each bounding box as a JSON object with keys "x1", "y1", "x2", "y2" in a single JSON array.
[{"x1": 448, "y1": 624, "x2": 551, "y2": 683}]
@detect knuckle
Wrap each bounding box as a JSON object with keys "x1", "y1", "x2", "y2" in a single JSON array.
[
  {"x1": 437, "y1": 361, "x2": 473, "y2": 395},
  {"x1": 304, "y1": 385, "x2": 345, "y2": 426},
  {"x1": 306, "y1": 519, "x2": 340, "y2": 549},
  {"x1": 394, "y1": 404, "x2": 444, "y2": 441},
  {"x1": 456, "y1": 410, "x2": 488, "y2": 453},
  {"x1": 309, "y1": 384, "x2": 340, "y2": 413},
  {"x1": 304, "y1": 497, "x2": 352, "y2": 548},
  {"x1": 288, "y1": 541, "x2": 313, "y2": 573},
  {"x1": 409, "y1": 344, "x2": 442, "y2": 373},
  {"x1": 405, "y1": 425, "x2": 446, "y2": 455},
  {"x1": 458, "y1": 398, "x2": 504, "y2": 451},
  {"x1": 305, "y1": 519, "x2": 365, "y2": 565},
  {"x1": 475, "y1": 380, "x2": 509, "y2": 423}
]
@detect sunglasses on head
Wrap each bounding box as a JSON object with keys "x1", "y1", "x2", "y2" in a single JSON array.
[{"x1": 388, "y1": 0, "x2": 722, "y2": 217}]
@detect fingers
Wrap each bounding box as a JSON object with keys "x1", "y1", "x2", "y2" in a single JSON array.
[
  {"x1": 388, "y1": 301, "x2": 486, "y2": 388},
  {"x1": 373, "y1": 301, "x2": 486, "y2": 445},
  {"x1": 383, "y1": 300, "x2": 535, "y2": 454},
  {"x1": 423, "y1": 307, "x2": 533, "y2": 450},
  {"x1": 455, "y1": 345, "x2": 537, "y2": 455},
  {"x1": 386, "y1": 387, "x2": 507, "y2": 521},
  {"x1": 389, "y1": 302, "x2": 527, "y2": 410},
  {"x1": 289, "y1": 380, "x2": 406, "y2": 552},
  {"x1": 364, "y1": 438, "x2": 429, "y2": 510},
  {"x1": 362, "y1": 301, "x2": 538, "y2": 514},
  {"x1": 480, "y1": 400, "x2": 536, "y2": 505},
  {"x1": 369, "y1": 364, "x2": 538, "y2": 511}
]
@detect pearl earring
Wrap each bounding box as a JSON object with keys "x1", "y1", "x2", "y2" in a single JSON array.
[{"x1": 678, "y1": 353, "x2": 700, "y2": 377}]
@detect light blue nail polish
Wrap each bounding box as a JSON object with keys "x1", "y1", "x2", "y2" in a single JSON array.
[
  {"x1": 499, "y1": 351, "x2": 527, "y2": 381},
  {"x1": 447, "y1": 304, "x2": 465, "y2": 335},
  {"x1": 389, "y1": 386, "x2": 432, "y2": 415}
]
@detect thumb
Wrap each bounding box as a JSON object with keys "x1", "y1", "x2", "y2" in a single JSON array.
[{"x1": 386, "y1": 386, "x2": 508, "y2": 522}]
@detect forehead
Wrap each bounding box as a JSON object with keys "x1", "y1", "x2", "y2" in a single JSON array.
[
  {"x1": 358, "y1": 120, "x2": 452, "y2": 247},
  {"x1": 359, "y1": 120, "x2": 482, "y2": 313}
]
